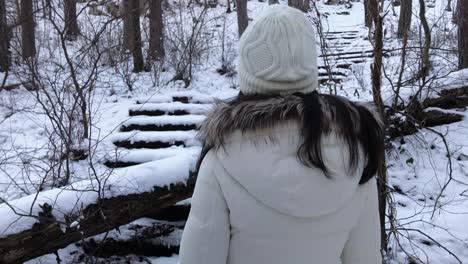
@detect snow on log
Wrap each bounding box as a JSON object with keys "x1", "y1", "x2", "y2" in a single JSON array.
[{"x1": 0, "y1": 150, "x2": 199, "y2": 264}]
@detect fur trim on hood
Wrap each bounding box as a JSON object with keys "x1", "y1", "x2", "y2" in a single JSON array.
[
  {"x1": 198, "y1": 93, "x2": 382, "y2": 149},
  {"x1": 197, "y1": 92, "x2": 384, "y2": 185}
]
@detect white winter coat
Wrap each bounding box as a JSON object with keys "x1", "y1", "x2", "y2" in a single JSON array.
[{"x1": 179, "y1": 95, "x2": 382, "y2": 264}]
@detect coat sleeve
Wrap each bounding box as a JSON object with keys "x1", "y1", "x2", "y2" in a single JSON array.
[
  {"x1": 178, "y1": 152, "x2": 230, "y2": 264},
  {"x1": 341, "y1": 177, "x2": 382, "y2": 264}
]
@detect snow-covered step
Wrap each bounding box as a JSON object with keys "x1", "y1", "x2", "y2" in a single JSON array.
[
  {"x1": 318, "y1": 63, "x2": 353, "y2": 70},
  {"x1": 318, "y1": 70, "x2": 348, "y2": 77},
  {"x1": 120, "y1": 115, "x2": 205, "y2": 132},
  {"x1": 136, "y1": 92, "x2": 218, "y2": 105},
  {"x1": 325, "y1": 35, "x2": 360, "y2": 41},
  {"x1": 129, "y1": 102, "x2": 213, "y2": 117},
  {"x1": 320, "y1": 58, "x2": 368, "y2": 65},
  {"x1": 318, "y1": 76, "x2": 345, "y2": 84},
  {"x1": 111, "y1": 130, "x2": 201, "y2": 149},
  {"x1": 104, "y1": 146, "x2": 201, "y2": 168},
  {"x1": 325, "y1": 31, "x2": 360, "y2": 35}
]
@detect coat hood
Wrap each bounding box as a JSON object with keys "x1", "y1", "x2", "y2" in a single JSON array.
[{"x1": 197, "y1": 94, "x2": 380, "y2": 218}]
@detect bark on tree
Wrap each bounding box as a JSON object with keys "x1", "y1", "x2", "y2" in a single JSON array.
[
  {"x1": 235, "y1": 0, "x2": 248, "y2": 37},
  {"x1": 64, "y1": 0, "x2": 80, "y2": 40},
  {"x1": 0, "y1": 0, "x2": 10, "y2": 72},
  {"x1": 21, "y1": 0, "x2": 36, "y2": 59},
  {"x1": 147, "y1": 0, "x2": 165, "y2": 63},
  {"x1": 459, "y1": 0, "x2": 468, "y2": 69},
  {"x1": 123, "y1": 0, "x2": 144, "y2": 72},
  {"x1": 397, "y1": 0, "x2": 412, "y2": 38},
  {"x1": 0, "y1": 175, "x2": 196, "y2": 264},
  {"x1": 268, "y1": 0, "x2": 279, "y2": 5}
]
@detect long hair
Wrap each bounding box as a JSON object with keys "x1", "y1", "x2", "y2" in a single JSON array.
[{"x1": 196, "y1": 91, "x2": 384, "y2": 185}]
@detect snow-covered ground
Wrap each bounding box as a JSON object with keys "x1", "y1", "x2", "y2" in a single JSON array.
[{"x1": 1, "y1": 0, "x2": 468, "y2": 263}]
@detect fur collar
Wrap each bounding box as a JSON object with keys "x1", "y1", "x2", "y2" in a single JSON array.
[
  {"x1": 197, "y1": 92, "x2": 384, "y2": 185},
  {"x1": 198, "y1": 93, "x2": 380, "y2": 148}
]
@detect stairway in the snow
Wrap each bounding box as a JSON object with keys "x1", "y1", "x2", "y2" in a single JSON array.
[
  {"x1": 104, "y1": 92, "x2": 217, "y2": 169},
  {"x1": 318, "y1": 30, "x2": 373, "y2": 86},
  {"x1": 104, "y1": 31, "x2": 372, "y2": 169}
]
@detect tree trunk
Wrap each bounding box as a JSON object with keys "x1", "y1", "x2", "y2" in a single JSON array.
[
  {"x1": 64, "y1": 0, "x2": 80, "y2": 40},
  {"x1": 235, "y1": 0, "x2": 248, "y2": 37},
  {"x1": 0, "y1": 176, "x2": 196, "y2": 264},
  {"x1": 0, "y1": 0, "x2": 10, "y2": 72},
  {"x1": 147, "y1": 0, "x2": 165, "y2": 64},
  {"x1": 446, "y1": 0, "x2": 452, "y2": 11},
  {"x1": 269, "y1": 0, "x2": 279, "y2": 5},
  {"x1": 418, "y1": 0, "x2": 431, "y2": 78},
  {"x1": 288, "y1": 0, "x2": 307, "y2": 11},
  {"x1": 123, "y1": 0, "x2": 144, "y2": 72},
  {"x1": 397, "y1": 0, "x2": 412, "y2": 38},
  {"x1": 21, "y1": 0, "x2": 36, "y2": 59},
  {"x1": 453, "y1": 0, "x2": 459, "y2": 24},
  {"x1": 364, "y1": 0, "x2": 376, "y2": 28},
  {"x1": 123, "y1": 1, "x2": 131, "y2": 50},
  {"x1": 459, "y1": 0, "x2": 468, "y2": 69},
  {"x1": 370, "y1": 4, "x2": 388, "y2": 254}
]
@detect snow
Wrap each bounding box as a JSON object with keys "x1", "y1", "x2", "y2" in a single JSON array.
[{"x1": 0, "y1": 151, "x2": 199, "y2": 237}]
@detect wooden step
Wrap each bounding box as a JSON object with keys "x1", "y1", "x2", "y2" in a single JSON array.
[
  {"x1": 112, "y1": 130, "x2": 199, "y2": 149},
  {"x1": 129, "y1": 102, "x2": 212, "y2": 116},
  {"x1": 136, "y1": 92, "x2": 217, "y2": 105},
  {"x1": 120, "y1": 115, "x2": 205, "y2": 132},
  {"x1": 104, "y1": 147, "x2": 199, "y2": 168}
]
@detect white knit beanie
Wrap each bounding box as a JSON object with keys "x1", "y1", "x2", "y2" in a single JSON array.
[{"x1": 238, "y1": 4, "x2": 318, "y2": 95}]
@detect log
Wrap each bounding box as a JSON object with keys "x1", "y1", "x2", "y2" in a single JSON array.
[
  {"x1": 388, "y1": 109, "x2": 464, "y2": 139},
  {"x1": 0, "y1": 174, "x2": 196, "y2": 264},
  {"x1": 423, "y1": 86, "x2": 468, "y2": 109},
  {"x1": 145, "y1": 204, "x2": 191, "y2": 222}
]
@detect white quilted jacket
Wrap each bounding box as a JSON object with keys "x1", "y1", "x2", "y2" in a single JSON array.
[{"x1": 179, "y1": 123, "x2": 382, "y2": 264}]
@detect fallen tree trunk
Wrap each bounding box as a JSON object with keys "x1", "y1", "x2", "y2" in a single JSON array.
[
  {"x1": 0, "y1": 175, "x2": 196, "y2": 264},
  {"x1": 389, "y1": 87, "x2": 468, "y2": 138},
  {"x1": 388, "y1": 109, "x2": 464, "y2": 139},
  {"x1": 80, "y1": 221, "x2": 182, "y2": 258},
  {"x1": 423, "y1": 86, "x2": 468, "y2": 109}
]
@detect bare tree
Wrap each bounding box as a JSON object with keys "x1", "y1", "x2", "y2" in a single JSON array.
[
  {"x1": 64, "y1": 0, "x2": 80, "y2": 40},
  {"x1": 123, "y1": 0, "x2": 144, "y2": 72},
  {"x1": 21, "y1": 0, "x2": 36, "y2": 59},
  {"x1": 235, "y1": 0, "x2": 248, "y2": 37},
  {"x1": 397, "y1": 0, "x2": 412, "y2": 38},
  {"x1": 0, "y1": 0, "x2": 9, "y2": 72},
  {"x1": 269, "y1": 0, "x2": 279, "y2": 5},
  {"x1": 459, "y1": 0, "x2": 468, "y2": 69},
  {"x1": 147, "y1": 0, "x2": 165, "y2": 64}
]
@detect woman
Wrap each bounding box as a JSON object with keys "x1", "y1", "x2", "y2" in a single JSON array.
[{"x1": 179, "y1": 4, "x2": 384, "y2": 264}]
